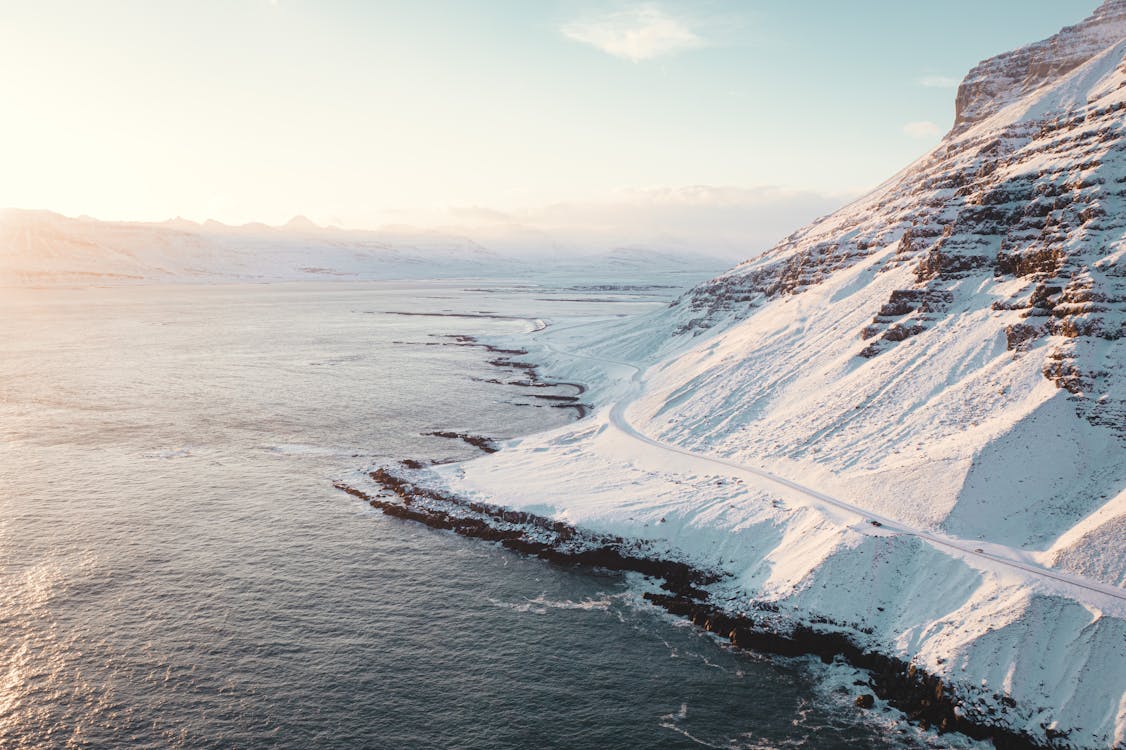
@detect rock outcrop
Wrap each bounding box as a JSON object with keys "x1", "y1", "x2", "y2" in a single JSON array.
[
  {"x1": 673, "y1": 0, "x2": 1126, "y2": 437},
  {"x1": 422, "y1": 6, "x2": 1126, "y2": 747},
  {"x1": 955, "y1": 0, "x2": 1126, "y2": 131}
]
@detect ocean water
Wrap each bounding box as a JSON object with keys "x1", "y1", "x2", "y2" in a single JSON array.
[{"x1": 0, "y1": 281, "x2": 939, "y2": 749}]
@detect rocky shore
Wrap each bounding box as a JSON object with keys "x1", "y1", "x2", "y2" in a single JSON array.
[
  {"x1": 336, "y1": 463, "x2": 1057, "y2": 750},
  {"x1": 405, "y1": 333, "x2": 590, "y2": 418}
]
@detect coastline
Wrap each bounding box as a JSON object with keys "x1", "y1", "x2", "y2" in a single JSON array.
[
  {"x1": 336, "y1": 314, "x2": 1124, "y2": 750},
  {"x1": 335, "y1": 465, "x2": 1041, "y2": 750}
]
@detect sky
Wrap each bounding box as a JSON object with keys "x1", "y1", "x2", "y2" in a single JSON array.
[{"x1": 0, "y1": 0, "x2": 1104, "y2": 255}]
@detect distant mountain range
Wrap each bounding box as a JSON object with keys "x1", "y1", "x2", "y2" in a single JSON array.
[{"x1": 0, "y1": 208, "x2": 734, "y2": 285}]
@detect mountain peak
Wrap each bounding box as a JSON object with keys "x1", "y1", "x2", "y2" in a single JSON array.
[
  {"x1": 1096, "y1": 0, "x2": 1126, "y2": 17},
  {"x1": 164, "y1": 216, "x2": 201, "y2": 230},
  {"x1": 953, "y1": 0, "x2": 1126, "y2": 131},
  {"x1": 674, "y1": 0, "x2": 1126, "y2": 439},
  {"x1": 283, "y1": 215, "x2": 319, "y2": 231}
]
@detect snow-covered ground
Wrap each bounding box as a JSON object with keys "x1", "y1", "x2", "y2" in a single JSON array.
[
  {"x1": 406, "y1": 5, "x2": 1126, "y2": 747},
  {"x1": 8, "y1": 2, "x2": 1125, "y2": 745},
  {"x1": 420, "y1": 306, "x2": 1124, "y2": 748}
]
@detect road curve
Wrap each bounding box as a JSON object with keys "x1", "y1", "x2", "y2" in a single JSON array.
[{"x1": 537, "y1": 330, "x2": 1126, "y2": 607}]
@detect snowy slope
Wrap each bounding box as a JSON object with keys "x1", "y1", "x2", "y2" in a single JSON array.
[
  {"x1": 419, "y1": 4, "x2": 1126, "y2": 747},
  {"x1": 642, "y1": 0, "x2": 1126, "y2": 581}
]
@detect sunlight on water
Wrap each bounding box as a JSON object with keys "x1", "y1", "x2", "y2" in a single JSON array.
[{"x1": 0, "y1": 282, "x2": 954, "y2": 749}]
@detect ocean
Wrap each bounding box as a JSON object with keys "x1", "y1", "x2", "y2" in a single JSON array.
[{"x1": 0, "y1": 281, "x2": 942, "y2": 748}]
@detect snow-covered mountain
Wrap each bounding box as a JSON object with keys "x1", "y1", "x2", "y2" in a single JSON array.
[
  {"x1": 653, "y1": 0, "x2": 1126, "y2": 554},
  {"x1": 661, "y1": 0, "x2": 1126, "y2": 561},
  {"x1": 0, "y1": 209, "x2": 733, "y2": 286},
  {"x1": 0, "y1": 209, "x2": 512, "y2": 283},
  {"x1": 394, "y1": 4, "x2": 1126, "y2": 747}
]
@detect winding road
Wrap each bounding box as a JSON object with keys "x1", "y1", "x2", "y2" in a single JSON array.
[{"x1": 537, "y1": 325, "x2": 1126, "y2": 608}]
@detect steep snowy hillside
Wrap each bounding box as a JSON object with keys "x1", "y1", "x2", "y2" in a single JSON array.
[
  {"x1": 661, "y1": 0, "x2": 1126, "y2": 572},
  {"x1": 364, "y1": 4, "x2": 1126, "y2": 748}
]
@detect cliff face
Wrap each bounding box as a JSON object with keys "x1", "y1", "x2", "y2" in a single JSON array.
[
  {"x1": 955, "y1": 0, "x2": 1126, "y2": 131},
  {"x1": 605, "y1": 9, "x2": 1126, "y2": 740},
  {"x1": 673, "y1": 0, "x2": 1126, "y2": 439},
  {"x1": 403, "y1": 6, "x2": 1126, "y2": 746}
]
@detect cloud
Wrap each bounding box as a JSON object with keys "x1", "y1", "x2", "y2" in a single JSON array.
[
  {"x1": 561, "y1": 4, "x2": 705, "y2": 62},
  {"x1": 903, "y1": 121, "x2": 942, "y2": 139},
  {"x1": 917, "y1": 75, "x2": 960, "y2": 89}
]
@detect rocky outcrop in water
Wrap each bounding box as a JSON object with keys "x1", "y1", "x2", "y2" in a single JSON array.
[{"x1": 336, "y1": 467, "x2": 1052, "y2": 749}]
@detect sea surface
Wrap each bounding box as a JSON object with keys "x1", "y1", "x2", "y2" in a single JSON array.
[{"x1": 0, "y1": 281, "x2": 948, "y2": 749}]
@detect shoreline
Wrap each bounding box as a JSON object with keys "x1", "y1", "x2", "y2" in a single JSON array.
[
  {"x1": 335, "y1": 465, "x2": 1048, "y2": 750},
  {"x1": 341, "y1": 314, "x2": 1116, "y2": 750}
]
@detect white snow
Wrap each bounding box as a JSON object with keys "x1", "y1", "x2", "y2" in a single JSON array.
[
  {"x1": 406, "y1": 5, "x2": 1126, "y2": 746},
  {"x1": 8, "y1": 3, "x2": 1126, "y2": 746},
  {"x1": 417, "y1": 299, "x2": 1126, "y2": 746}
]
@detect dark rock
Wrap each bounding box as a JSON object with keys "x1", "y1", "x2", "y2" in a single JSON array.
[
  {"x1": 336, "y1": 470, "x2": 1052, "y2": 750},
  {"x1": 423, "y1": 431, "x2": 500, "y2": 454},
  {"x1": 1005, "y1": 323, "x2": 1042, "y2": 350}
]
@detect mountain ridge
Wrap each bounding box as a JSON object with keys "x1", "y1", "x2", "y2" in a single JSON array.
[
  {"x1": 955, "y1": 0, "x2": 1126, "y2": 132},
  {"x1": 0, "y1": 208, "x2": 734, "y2": 285},
  {"x1": 672, "y1": 0, "x2": 1126, "y2": 438},
  {"x1": 419, "y1": 5, "x2": 1126, "y2": 746}
]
